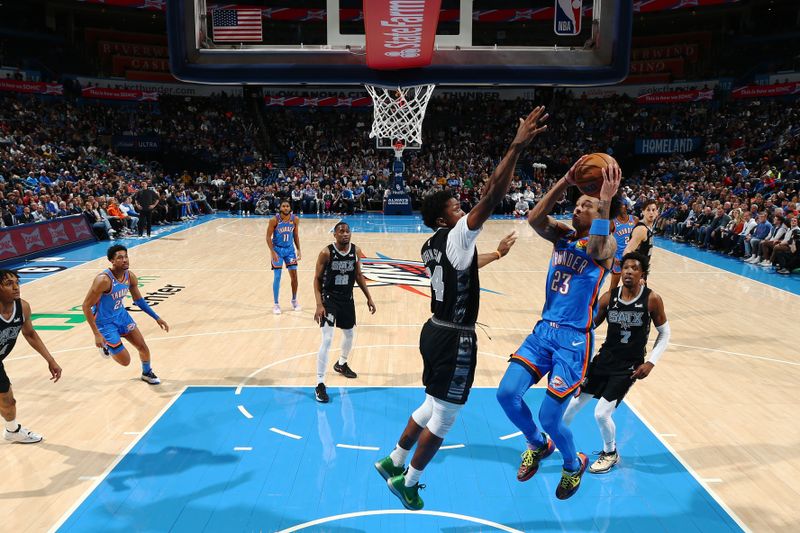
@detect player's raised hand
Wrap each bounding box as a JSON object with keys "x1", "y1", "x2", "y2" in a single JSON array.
[
  {"x1": 564, "y1": 155, "x2": 589, "y2": 186},
  {"x1": 512, "y1": 106, "x2": 549, "y2": 148},
  {"x1": 497, "y1": 231, "x2": 519, "y2": 257},
  {"x1": 600, "y1": 161, "x2": 622, "y2": 201}
]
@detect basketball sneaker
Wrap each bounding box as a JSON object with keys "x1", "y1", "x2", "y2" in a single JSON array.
[
  {"x1": 555, "y1": 452, "x2": 588, "y2": 500},
  {"x1": 291, "y1": 299, "x2": 301, "y2": 311},
  {"x1": 517, "y1": 433, "x2": 555, "y2": 481},
  {"x1": 4, "y1": 425, "x2": 43, "y2": 444},
  {"x1": 98, "y1": 346, "x2": 111, "y2": 359},
  {"x1": 589, "y1": 450, "x2": 619, "y2": 474},
  {"x1": 374, "y1": 456, "x2": 405, "y2": 481},
  {"x1": 333, "y1": 362, "x2": 357, "y2": 379},
  {"x1": 141, "y1": 370, "x2": 161, "y2": 385},
  {"x1": 387, "y1": 474, "x2": 425, "y2": 511},
  {"x1": 273, "y1": 304, "x2": 281, "y2": 315},
  {"x1": 315, "y1": 383, "x2": 329, "y2": 403}
]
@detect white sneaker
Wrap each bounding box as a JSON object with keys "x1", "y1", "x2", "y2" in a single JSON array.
[
  {"x1": 141, "y1": 370, "x2": 161, "y2": 385},
  {"x1": 759, "y1": 260, "x2": 772, "y2": 267},
  {"x1": 589, "y1": 450, "x2": 619, "y2": 474},
  {"x1": 745, "y1": 256, "x2": 759, "y2": 263},
  {"x1": 4, "y1": 425, "x2": 43, "y2": 444},
  {"x1": 273, "y1": 304, "x2": 281, "y2": 315},
  {"x1": 292, "y1": 299, "x2": 301, "y2": 311}
]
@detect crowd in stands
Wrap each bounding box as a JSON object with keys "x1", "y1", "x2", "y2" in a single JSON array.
[{"x1": 0, "y1": 89, "x2": 798, "y2": 273}]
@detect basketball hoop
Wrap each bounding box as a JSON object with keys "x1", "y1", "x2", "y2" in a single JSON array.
[
  {"x1": 390, "y1": 140, "x2": 405, "y2": 159},
  {"x1": 365, "y1": 84, "x2": 435, "y2": 151}
]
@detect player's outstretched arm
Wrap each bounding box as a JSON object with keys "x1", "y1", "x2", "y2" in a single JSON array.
[
  {"x1": 587, "y1": 164, "x2": 621, "y2": 262},
  {"x1": 466, "y1": 106, "x2": 548, "y2": 231},
  {"x1": 82, "y1": 274, "x2": 112, "y2": 348},
  {"x1": 527, "y1": 157, "x2": 585, "y2": 243},
  {"x1": 477, "y1": 231, "x2": 518, "y2": 268},
  {"x1": 20, "y1": 299, "x2": 61, "y2": 383},
  {"x1": 130, "y1": 272, "x2": 169, "y2": 332},
  {"x1": 313, "y1": 247, "x2": 330, "y2": 324},
  {"x1": 354, "y1": 246, "x2": 376, "y2": 314}
]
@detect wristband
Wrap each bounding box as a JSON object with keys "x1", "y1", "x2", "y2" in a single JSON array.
[
  {"x1": 589, "y1": 219, "x2": 611, "y2": 236},
  {"x1": 494, "y1": 250, "x2": 502, "y2": 260},
  {"x1": 134, "y1": 297, "x2": 160, "y2": 321}
]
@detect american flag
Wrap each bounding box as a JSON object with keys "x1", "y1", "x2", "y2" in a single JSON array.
[{"x1": 211, "y1": 7, "x2": 263, "y2": 42}]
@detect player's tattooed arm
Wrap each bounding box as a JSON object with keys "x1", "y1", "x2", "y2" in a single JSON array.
[{"x1": 587, "y1": 164, "x2": 621, "y2": 262}]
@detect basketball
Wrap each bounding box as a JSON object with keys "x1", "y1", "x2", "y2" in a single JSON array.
[{"x1": 573, "y1": 153, "x2": 618, "y2": 197}]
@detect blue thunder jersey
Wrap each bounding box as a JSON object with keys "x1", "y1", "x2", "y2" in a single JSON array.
[
  {"x1": 613, "y1": 215, "x2": 636, "y2": 260},
  {"x1": 93, "y1": 269, "x2": 130, "y2": 323},
  {"x1": 272, "y1": 214, "x2": 296, "y2": 249},
  {"x1": 541, "y1": 233, "x2": 609, "y2": 331}
]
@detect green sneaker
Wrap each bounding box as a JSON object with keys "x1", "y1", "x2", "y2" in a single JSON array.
[
  {"x1": 374, "y1": 456, "x2": 405, "y2": 481},
  {"x1": 555, "y1": 452, "x2": 588, "y2": 500},
  {"x1": 387, "y1": 474, "x2": 425, "y2": 511},
  {"x1": 517, "y1": 433, "x2": 555, "y2": 482}
]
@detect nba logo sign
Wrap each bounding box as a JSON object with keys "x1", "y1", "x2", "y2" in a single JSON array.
[{"x1": 554, "y1": 0, "x2": 582, "y2": 36}]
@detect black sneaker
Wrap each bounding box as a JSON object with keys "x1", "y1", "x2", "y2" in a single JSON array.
[
  {"x1": 315, "y1": 383, "x2": 329, "y2": 403},
  {"x1": 333, "y1": 362, "x2": 358, "y2": 379},
  {"x1": 141, "y1": 370, "x2": 161, "y2": 385}
]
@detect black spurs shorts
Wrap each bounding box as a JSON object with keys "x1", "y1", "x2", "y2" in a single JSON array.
[{"x1": 419, "y1": 319, "x2": 478, "y2": 405}]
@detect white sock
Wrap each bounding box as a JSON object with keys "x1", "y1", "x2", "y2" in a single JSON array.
[
  {"x1": 389, "y1": 444, "x2": 410, "y2": 467},
  {"x1": 595, "y1": 398, "x2": 617, "y2": 453},
  {"x1": 338, "y1": 328, "x2": 354, "y2": 366},
  {"x1": 317, "y1": 325, "x2": 334, "y2": 383},
  {"x1": 5, "y1": 419, "x2": 19, "y2": 432},
  {"x1": 405, "y1": 465, "x2": 423, "y2": 487}
]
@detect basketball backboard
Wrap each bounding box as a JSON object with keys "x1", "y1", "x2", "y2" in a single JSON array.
[{"x1": 168, "y1": 0, "x2": 632, "y2": 87}]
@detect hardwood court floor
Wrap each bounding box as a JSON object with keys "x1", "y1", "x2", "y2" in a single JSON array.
[{"x1": 2, "y1": 216, "x2": 798, "y2": 532}]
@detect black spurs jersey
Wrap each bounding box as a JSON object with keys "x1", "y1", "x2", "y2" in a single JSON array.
[
  {"x1": 592, "y1": 286, "x2": 652, "y2": 374},
  {"x1": 633, "y1": 222, "x2": 654, "y2": 258},
  {"x1": 421, "y1": 226, "x2": 480, "y2": 326},
  {"x1": 322, "y1": 244, "x2": 358, "y2": 299},
  {"x1": 0, "y1": 299, "x2": 24, "y2": 361}
]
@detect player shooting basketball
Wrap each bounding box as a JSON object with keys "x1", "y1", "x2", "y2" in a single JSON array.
[{"x1": 496, "y1": 155, "x2": 622, "y2": 500}]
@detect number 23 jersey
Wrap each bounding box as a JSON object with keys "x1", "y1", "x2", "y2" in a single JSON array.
[{"x1": 541, "y1": 232, "x2": 608, "y2": 331}]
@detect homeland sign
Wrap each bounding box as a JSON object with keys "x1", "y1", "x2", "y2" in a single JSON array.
[{"x1": 635, "y1": 137, "x2": 703, "y2": 154}]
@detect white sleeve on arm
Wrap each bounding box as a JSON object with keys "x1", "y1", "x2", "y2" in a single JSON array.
[
  {"x1": 446, "y1": 215, "x2": 482, "y2": 270},
  {"x1": 647, "y1": 321, "x2": 671, "y2": 365}
]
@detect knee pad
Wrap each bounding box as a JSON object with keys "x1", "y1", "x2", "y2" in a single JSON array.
[
  {"x1": 427, "y1": 398, "x2": 463, "y2": 438},
  {"x1": 411, "y1": 394, "x2": 434, "y2": 428}
]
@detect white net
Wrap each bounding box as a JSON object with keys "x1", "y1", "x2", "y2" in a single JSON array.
[{"x1": 365, "y1": 84, "x2": 436, "y2": 147}]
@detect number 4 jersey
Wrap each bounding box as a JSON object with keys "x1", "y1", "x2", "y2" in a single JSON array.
[
  {"x1": 541, "y1": 232, "x2": 608, "y2": 331},
  {"x1": 421, "y1": 216, "x2": 480, "y2": 326}
]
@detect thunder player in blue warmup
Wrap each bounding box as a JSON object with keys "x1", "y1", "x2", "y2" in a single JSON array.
[
  {"x1": 496, "y1": 157, "x2": 621, "y2": 500},
  {"x1": 267, "y1": 199, "x2": 302, "y2": 315},
  {"x1": 609, "y1": 202, "x2": 637, "y2": 289},
  {"x1": 82, "y1": 245, "x2": 169, "y2": 384}
]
